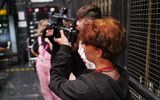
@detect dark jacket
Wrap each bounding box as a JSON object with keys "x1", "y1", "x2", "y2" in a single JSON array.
[{"x1": 49, "y1": 45, "x2": 130, "y2": 100}]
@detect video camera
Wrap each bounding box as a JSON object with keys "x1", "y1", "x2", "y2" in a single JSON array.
[{"x1": 43, "y1": 7, "x2": 78, "y2": 43}]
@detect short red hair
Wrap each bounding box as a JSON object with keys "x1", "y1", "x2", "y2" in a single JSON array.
[{"x1": 80, "y1": 18, "x2": 125, "y2": 61}]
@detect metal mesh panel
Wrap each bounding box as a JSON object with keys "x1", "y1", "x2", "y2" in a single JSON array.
[
  {"x1": 129, "y1": 87, "x2": 145, "y2": 100},
  {"x1": 128, "y1": 0, "x2": 160, "y2": 98},
  {"x1": 91, "y1": 0, "x2": 111, "y2": 17}
]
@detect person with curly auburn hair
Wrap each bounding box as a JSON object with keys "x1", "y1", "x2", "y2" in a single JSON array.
[
  {"x1": 49, "y1": 18, "x2": 131, "y2": 100},
  {"x1": 80, "y1": 17, "x2": 126, "y2": 62}
]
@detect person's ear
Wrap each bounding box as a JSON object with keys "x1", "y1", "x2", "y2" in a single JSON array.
[
  {"x1": 96, "y1": 48, "x2": 103, "y2": 58},
  {"x1": 84, "y1": 19, "x2": 92, "y2": 25}
]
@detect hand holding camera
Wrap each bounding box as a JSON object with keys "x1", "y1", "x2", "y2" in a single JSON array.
[{"x1": 54, "y1": 30, "x2": 71, "y2": 47}]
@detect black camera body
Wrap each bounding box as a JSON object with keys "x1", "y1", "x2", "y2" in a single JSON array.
[
  {"x1": 43, "y1": 7, "x2": 78, "y2": 43},
  {"x1": 42, "y1": 7, "x2": 78, "y2": 59}
]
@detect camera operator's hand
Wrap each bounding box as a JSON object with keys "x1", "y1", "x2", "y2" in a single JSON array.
[
  {"x1": 54, "y1": 30, "x2": 71, "y2": 47},
  {"x1": 45, "y1": 38, "x2": 53, "y2": 50}
]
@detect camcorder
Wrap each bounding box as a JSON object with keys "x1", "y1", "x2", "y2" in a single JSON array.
[
  {"x1": 42, "y1": 7, "x2": 78, "y2": 58},
  {"x1": 43, "y1": 7, "x2": 78, "y2": 44}
]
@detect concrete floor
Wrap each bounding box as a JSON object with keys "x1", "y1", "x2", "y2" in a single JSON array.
[
  {"x1": 0, "y1": 64, "x2": 43, "y2": 100},
  {"x1": 0, "y1": 61, "x2": 77, "y2": 100}
]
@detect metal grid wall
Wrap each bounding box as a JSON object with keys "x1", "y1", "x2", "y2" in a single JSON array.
[
  {"x1": 129, "y1": 87, "x2": 145, "y2": 100},
  {"x1": 91, "y1": 0, "x2": 111, "y2": 17},
  {"x1": 128, "y1": 0, "x2": 160, "y2": 98}
]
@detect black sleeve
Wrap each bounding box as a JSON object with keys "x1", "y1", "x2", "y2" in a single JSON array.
[
  {"x1": 32, "y1": 42, "x2": 39, "y2": 54},
  {"x1": 49, "y1": 45, "x2": 92, "y2": 100},
  {"x1": 71, "y1": 51, "x2": 92, "y2": 77}
]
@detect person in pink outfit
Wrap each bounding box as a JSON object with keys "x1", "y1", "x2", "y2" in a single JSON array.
[{"x1": 32, "y1": 19, "x2": 61, "y2": 100}]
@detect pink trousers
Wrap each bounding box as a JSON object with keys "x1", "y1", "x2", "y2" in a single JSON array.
[{"x1": 36, "y1": 59, "x2": 61, "y2": 100}]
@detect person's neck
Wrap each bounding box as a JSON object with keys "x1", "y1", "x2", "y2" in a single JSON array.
[{"x1": 95, "y1": 59, "x2": 114, "y2": 70}]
